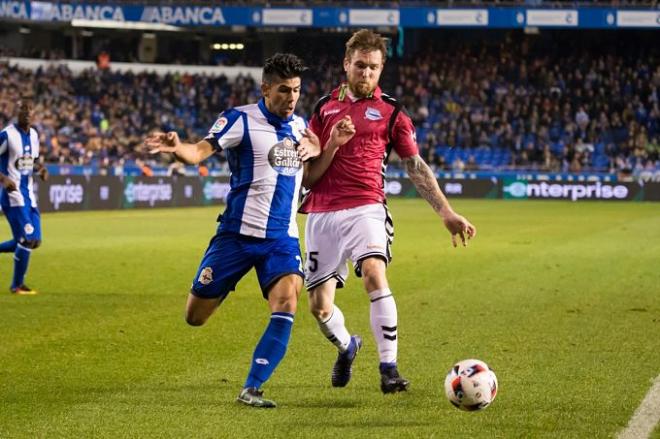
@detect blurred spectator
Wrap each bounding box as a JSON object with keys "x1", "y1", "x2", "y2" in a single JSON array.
[
  {"x1": 465, "y1": 155, "x2": 479, "y2": 171},
  {"x1": 168, "y1": 161, "x2": 186, "y2": 177},
  {"x1": 136, "y1": 159, "x2": 153, "y2": 177},
  {"x1": 452, "y1": 156, "x2": 465, "y2": 172}
]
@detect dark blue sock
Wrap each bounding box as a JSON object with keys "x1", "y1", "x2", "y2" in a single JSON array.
[
  {"x1": 0, "y1": 239, "x2": 16, "y2": 253},
  {"x1": 244, "y1": 312, "x2": 294, "y2": 389},
  {"x1": 380, "y1": 362, "x2": 397, "y2": 374},
  {"x1": 12, "y1": 244, "x2": 31, "y2": 289}
]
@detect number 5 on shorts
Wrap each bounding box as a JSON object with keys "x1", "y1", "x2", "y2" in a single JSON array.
[{"x1": 307, "y1": 251, "x2": 319, "y2": 273}]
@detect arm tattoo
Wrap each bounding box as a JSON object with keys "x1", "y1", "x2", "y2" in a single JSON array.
[{"x1": 403, "y1": 155, "x2": 448, "y2": 213}]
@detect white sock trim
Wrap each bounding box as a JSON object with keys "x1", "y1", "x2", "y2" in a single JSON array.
[
  {"x1": 271, "y1": 314, "x2": 294, "y2": 323},
  {"x1": 368, "y1": 288, "x2": 392, "y2": 302}
]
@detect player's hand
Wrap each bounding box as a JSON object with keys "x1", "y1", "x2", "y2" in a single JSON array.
[
  {"x1": 443, "y1": 211, "x2": 476, "y2": 247},
  {"x1": 298, "y1": 129, "x2": 321, "y2": 162},
  {"x1": 1, "y1": 177, "x2": 17, "y2": 192},
  {"x1": 329, "y1": 116, "x2": 355, "y2": 148},
  {"x1": 38, "y1": 166, "x2": 48, "y2": 182},
  {"x1": 145, "y1": 131, "x2": 181, "y2": 155}
]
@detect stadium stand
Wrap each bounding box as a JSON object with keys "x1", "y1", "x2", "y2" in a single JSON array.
[{"x1": 0, "y1": 30, "x2": 657, "y2": 177}]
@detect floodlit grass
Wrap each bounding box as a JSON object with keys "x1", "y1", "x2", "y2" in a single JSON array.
[{"x1": 0, "y1": 200, "x2": 658, "y2": 438}]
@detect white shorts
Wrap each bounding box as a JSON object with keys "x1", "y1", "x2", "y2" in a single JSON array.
[{"x1": 304, "y1": 203, "x2": 394, "y2": 290}]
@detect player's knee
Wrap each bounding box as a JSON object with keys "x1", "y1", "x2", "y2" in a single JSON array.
[
  {"x1": 20, "y1": 239, "x2": 41, "y2": 250},
  {"x1": 184, "y1": 311, "x2": 207, "y2": 327},
  {"x1": 360, "y1": 257, "x2": 387, "y2": 290},
  {"x1": 185, "y1": 291, "x2": 222, "y2": 326},
  {"x1": 267, "y1": 275, "x2": 301, "y2": 313},
  {"x1": 270, "y1": 291, "x2": 298, "y2": 313}
]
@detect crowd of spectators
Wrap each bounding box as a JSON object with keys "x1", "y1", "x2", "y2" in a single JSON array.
[
  {"x1": 0, "y1": 33, "x2": 658, "y2": 178},
  {"x1": 0, "y1": 62, "x2": 260, "y2": 175},
  {"x1": 393, "y1": 34, "x2": 659, "y2": 177}
]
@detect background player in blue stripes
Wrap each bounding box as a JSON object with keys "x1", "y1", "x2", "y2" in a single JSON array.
[
  {"x1": 0, "y1": 96, "x2": 48, "y2": 295},
  {"x1": 146, "y1": 53, "x2": 356, "y2": 408}
]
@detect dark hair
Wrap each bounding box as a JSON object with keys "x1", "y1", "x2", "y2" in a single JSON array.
[
  {"x1": 262, "y1": 53, "x2": 307, "y2": 84},
  {"x1": 345, "y1": 29, "x2": 388, "y2": 63}
]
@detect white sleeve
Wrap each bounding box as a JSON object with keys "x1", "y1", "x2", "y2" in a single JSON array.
[{"x1": 204, "y1": 109, "x2": 245, "y2": 150}]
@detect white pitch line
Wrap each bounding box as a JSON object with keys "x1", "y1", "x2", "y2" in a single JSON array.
[{"x1": 617, "y1": 374, "x2": 660, "y2": 439}]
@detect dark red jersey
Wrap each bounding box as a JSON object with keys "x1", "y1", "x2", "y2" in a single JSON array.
[{"x1": 300, "y1": 84, "x2": 419, "y2": 213}]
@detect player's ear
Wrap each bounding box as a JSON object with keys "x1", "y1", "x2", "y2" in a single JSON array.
[
  {"x1": 261, "y1": 81, "x2": 270, "y2": 99},
  {"x1": 343, "y1": 56, "x2": 350, "y2": 73}
]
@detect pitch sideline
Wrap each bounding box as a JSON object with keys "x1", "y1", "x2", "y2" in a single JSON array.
[{"x1": 617, "y1": 374, "x2": 660, "y2": 439}]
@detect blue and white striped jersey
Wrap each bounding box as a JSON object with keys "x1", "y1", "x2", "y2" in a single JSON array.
[
  {"x1": 0, "y1": 124, "x2": 40, "y2": 208},
  {"x1": 205, "y1": 99, "x2": 307, "y2": 239}
]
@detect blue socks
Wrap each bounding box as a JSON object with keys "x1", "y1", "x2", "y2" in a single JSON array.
[
  {"x1": 380, "y1": 362, "x2": 397, "y2": 374},
  {"x1": 0, "y1": 239, "x2": 16, "y2": 253},
  {"x1": 244, "y1": 312, "x2": 294, "y2": 389},
  {"x1": 12, "y1": 244, "x2": 31, "y2": 289}
]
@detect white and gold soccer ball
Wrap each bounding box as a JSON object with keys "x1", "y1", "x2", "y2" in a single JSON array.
[{"x1": 444, "y1": 359, "x2": 498, "y2": 411}]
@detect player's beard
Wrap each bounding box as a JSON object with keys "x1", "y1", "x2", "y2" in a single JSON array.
[{"x1": 349, "y1": 80, "x2": 374, "y2": 98}]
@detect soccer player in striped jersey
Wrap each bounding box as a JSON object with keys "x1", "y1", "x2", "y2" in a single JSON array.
[
  {"x1": 146, "y1": 53, "x2": 355, "y2": 408},
  {"x1": 300, "y1": 30, "x2": 476, "y2": 394},
  {"x1": 0, "y1": 96, "x2": 48, "y2": 295}
]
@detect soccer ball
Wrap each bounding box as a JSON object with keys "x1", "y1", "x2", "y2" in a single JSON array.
[{"x1": 444, "y1": 359, "x2": 498, "y2": 411}]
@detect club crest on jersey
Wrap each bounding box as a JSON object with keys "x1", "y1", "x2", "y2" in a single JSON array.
[
  {"x1": 24, "y1": 223, "x2": 34, "y2": 235},
  {"x1": 209, "y1": 117, "x2": 228, "y2": 134},
  {"x1": 15, "y1": 155, "x2": 34, "y2": 175},
  {"x1": 198, "y1": 267, "x2": 213, "y2": 285},
  {"x1": 365, "y1": 107, "x2": 383, "y2": 121},
  {"x1": 268, "y1": 137, "x2": 301, "y2": 176}
]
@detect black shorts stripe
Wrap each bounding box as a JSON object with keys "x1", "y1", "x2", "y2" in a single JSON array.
[
  {"x1": 305, "y1": 272, "x2": 337, "y2": 290},
  {"x1": 354, "y1": 252, "x2": 390, "y2": 278},
  {"x1": 383, "y1": 204, "x2": 394, "y2": 259},
  {"x1": 355, "y1": 252, "x2": 390, "y2": 265},
  {"x1": 306, "y1": 272, "x2": 346, "y2": 291}
]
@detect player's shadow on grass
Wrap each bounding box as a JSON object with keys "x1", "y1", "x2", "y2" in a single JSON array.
[
  {"x1": 286, "y1": 418, "x2": 436, "y2": 428},
  {"x1": 283, "y1": 399, "x2": 359, "y2": 409}
]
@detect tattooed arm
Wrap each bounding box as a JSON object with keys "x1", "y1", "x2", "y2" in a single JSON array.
[{"x1": 402, "y1": 154, "x2": 477, "y2": 247}]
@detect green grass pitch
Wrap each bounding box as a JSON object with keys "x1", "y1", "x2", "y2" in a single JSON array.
[{"x1": 0, "y1": 199, "x2": 658, "y2": 438}]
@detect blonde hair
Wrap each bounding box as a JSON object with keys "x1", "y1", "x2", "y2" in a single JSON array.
[{"x1": 345, "y1": 29, "x2": 387, "y2": 63}]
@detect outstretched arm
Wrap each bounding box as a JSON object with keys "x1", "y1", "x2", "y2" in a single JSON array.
[
  {"x1": 145, "y1": 131, "x2": 214, "y2": 165},
  {"x1": 302, "y1": 116, "x2": 355, "y2": 189},
  {"x1": 402, "y1": 154, "x2": 477, "y2": 247}
]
